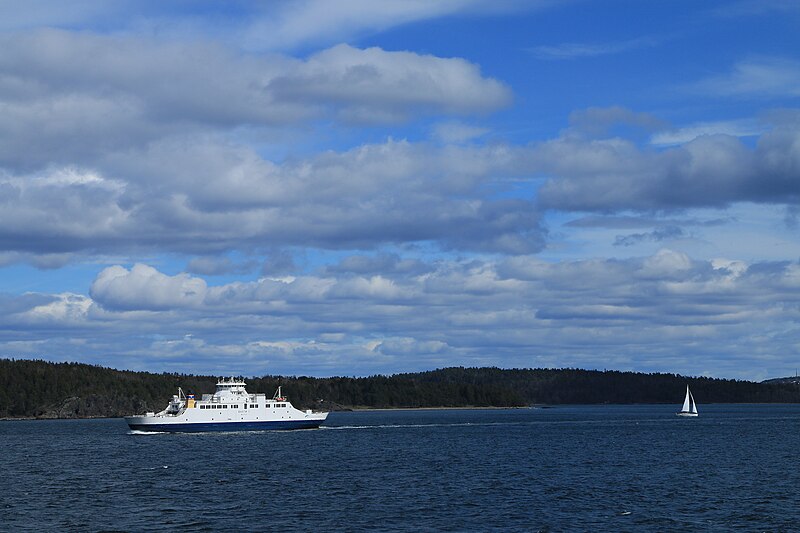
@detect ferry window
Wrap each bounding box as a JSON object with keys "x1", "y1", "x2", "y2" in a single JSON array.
[
  {"x1": 233, "y1": 405, "x2": 238, "y2": 409},
  {"x1": 223, "y1": 405, "x2": 228, "y2": 409}
]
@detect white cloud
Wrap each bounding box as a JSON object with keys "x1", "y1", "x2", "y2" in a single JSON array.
[
  {"x1": 90, "y1": 264, "x2": 207, "y2": 311},
  {"x1": 20, "y1": 293, "x2": 92, "y2": 324},
  {"x1": 269, "y1": 44, "x2": 511, "y2": 121},
  {"x1": 532, "y1": 117, "x2": 800, "y2": 211},
  {"x1": 640, "y1": 249, "x2": 693, "y2": 278}
]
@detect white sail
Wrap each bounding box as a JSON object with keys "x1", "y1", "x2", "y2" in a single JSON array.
[
  {"x1": 677, "y1": 385, "x2": 699, "y2": 416},
  {"x1": 681, "y1": 386, "x2": 691, "y2": 412}
]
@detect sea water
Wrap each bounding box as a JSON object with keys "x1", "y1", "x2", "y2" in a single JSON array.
[{"x1": 2, "y1": 404, "x2": 799, "y2": 531}]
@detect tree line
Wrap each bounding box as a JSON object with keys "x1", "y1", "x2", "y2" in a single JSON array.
[{"x1": 0, "y1": 358, "x2": 798, "y2": 418}]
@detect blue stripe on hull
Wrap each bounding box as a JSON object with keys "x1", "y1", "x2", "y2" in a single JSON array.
[{"x1": 127, "y1": 419, "x2": 324, "y2": 433}]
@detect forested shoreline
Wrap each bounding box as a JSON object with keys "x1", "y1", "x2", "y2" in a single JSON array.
[{"x1": 1, "y1": 359, "x2": 798, "y2": 419}]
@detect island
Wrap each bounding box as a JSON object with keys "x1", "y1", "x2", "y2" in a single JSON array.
[{"x1": 1, "y1": 358, "x2": 798, "y2": 419}]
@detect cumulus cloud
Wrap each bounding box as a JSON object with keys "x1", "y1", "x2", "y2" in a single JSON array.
[
  {"x1": 532, "y1": 115, "x2": 800, "y2": 211},
  {"x1": 90, "y1": 264, "x2": 207, "y2": 311},
  {"x1": 267, "y1": 44, "x2": 511, "y2": 123},
  {"x1": 22, "y1": 293, "x2": 92, "y2": 324}
]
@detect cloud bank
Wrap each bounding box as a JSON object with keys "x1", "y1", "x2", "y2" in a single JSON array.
[{"x1": 2, "y1": 252, "x2": 798, "y2": 379}]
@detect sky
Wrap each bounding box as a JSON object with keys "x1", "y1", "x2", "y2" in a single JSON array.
[{"x1": 0, "y1": 0, "x2": 799, "y2": 380}]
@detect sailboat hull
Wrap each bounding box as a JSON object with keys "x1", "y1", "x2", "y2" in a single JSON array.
[{"x1": 676, "y1": 411, "x2": 698, "y2": 417}]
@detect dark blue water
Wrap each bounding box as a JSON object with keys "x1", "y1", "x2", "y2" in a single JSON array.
[{"x1": 2, "y1": 405, "x2": 799, "y2": 532}]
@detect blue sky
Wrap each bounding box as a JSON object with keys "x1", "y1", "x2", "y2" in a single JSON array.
[{"x1": 1, "y1": 0, "x2": 799, "y2": 379}]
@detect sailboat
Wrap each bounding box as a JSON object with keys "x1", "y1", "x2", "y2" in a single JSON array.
[{"x1": 676, "y1": 385, "x2": 698, "y2": 417}]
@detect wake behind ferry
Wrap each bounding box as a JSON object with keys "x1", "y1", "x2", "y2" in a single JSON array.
[{"x1": 125, "y1": 377, "x2": 328, "y2": 432}]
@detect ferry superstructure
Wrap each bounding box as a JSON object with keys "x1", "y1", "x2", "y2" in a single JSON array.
[{"x1": 125, "y1": 378, "x2": 328, "y2": 432}]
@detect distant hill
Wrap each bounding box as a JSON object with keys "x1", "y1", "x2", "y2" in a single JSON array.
[
  {"x1": 761, "y1": 376, "x2": 800, "y2": 386},
  {"x1": 1, "y1": 359, "x2": 799, "y2": 419}
]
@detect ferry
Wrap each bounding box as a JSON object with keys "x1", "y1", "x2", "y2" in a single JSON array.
[{"x1": 125, "y1": 377, "x2": 328, "y2": 432}]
